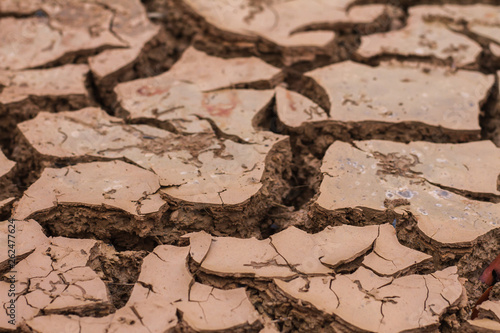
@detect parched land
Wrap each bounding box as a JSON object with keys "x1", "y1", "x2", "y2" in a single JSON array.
[{"x1": 0, "y1": 0, "x2": 500, "y2": 332}]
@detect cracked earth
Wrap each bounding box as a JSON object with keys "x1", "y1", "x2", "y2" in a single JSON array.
[{"x1": 1, "y1": 0, "x2": 500, "y2": 332}]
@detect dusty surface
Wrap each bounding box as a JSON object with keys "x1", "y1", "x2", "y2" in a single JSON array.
[
  {"x1": 313, "y1": 140, "x2": 500, "y2": 244},
  {"x1": 1, "y1": 0, "x2": 500, "y2": 332}
]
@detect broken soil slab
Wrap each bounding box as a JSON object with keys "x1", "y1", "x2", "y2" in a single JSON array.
[
  {"x1": 15, "y1": 105, "x2": 293, "y2": 241},
  {"x1": 0, "y1": 64, "x2": 91, "y2": 143},
  {"x1": 115, "y1": 46, "x2": 282, "y2": 95},
  {"x1": 85, "y1": 0, "x2": 175, "y2": 108},
  {"x1": 6, "y1": 224, "x2": 453, "y2": 332},
  {"x1": 0, "y1": 6, "x2": 125, "y2": 70},
  {"x1": 106, "y1": 297, "x2": 178, "y2": 333},
  {"x1": 128, "y1": 245, "x2": 261, "y2": 331},
  {"x1": 313, "y1": 140, "x2": 500, "y2": 246},
  {"x1": 177, "y1": 284, "x2": 261, "y2": 332},
  {"x1": 355, "y1": 140, "x2": 500, "y2": 196},
  {"x1": 127, "y1": 245, "x2": 192, "y2": 304},
  {"x1": 11, "y1": 160, "x2": 166, "y2": 246},
  {"x1": 0, "y1": 226, "x2": 112, "y2": 330},
  {"x1": 179, "y1": 0, "x2": 386, "y2": 48},
  {"x1": 275, "y1": 266, "x2": 463, "y2": 332},
  {"x1": 269, "y1": 224, "x2": 379, "y2": 274},
  {"x1": 86, "y1": 0, "x2": 160, "y2": 80},
  {"x1": 357, "y1": 6, "x2": 483, "y2": 66},
  {"x1": 13, "y1": 160, "x2": 162, "y2": 219},
  {"x1": 415, "y1": 5, "x2": 500, "y2": 46},
  {"x1": 115, "y1": 47, "x2": 284, "y2": 139},
  {"x1": 25, "y1": 314, "x2": 111, "y2": 333},
  {"x1": 25, "y1": 291, "x2": 255, "y2": 333},
  {"x1": 305, "y1": 60, "x2": 493, "y2": 131},
  {"x1": 0, "y1": 65, "x2": 89, "y2": 106},
  {"x1": 187, "y1": 233, "x2": 296, "y2": 278},
  {"x1": 362, "y1": 224, "x2": 432, "y2": 276},
  {"x1": 0, "y1": 0, "x2": 162, "y2": 72},
  {"x1": 24, "y1": 297, "x2": 178, "y2": 333},
  {"x1": 16, "y1": 107, "x2": 284, "y2": 205},
  {"x1": 120, "y1": 82, "x2": 281, "y2": 144},
  {"x1": 0, "y1": 0, "x2": 166, "y2": 110},
  {"x1": 188, "y1": 223, "x2": 430, "y2": 277}
]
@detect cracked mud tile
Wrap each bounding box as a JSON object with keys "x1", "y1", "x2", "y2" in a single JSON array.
[
  {"x1": 115, "y1": 46, "x2": 281, "y2": 98},
  {"x1": 0, "y1": 2, "x2": 126, "y2": 70},
  {"x1": 305, "y1": 61, "x2": 493, "y2": 133},
  {"x1": 86, "y1": 0, "x2": 161, "y2": 80},
  {"x1": 12, "y1": 160, "x2": 163, "y2": 219},
  {"x1": 362, "y1": 224, "x2": 432, "y2": 276},
  {"x1": 180, "y1": 0, "x2": 387, "y2": 48},
  {"x1": 1, "y1": 0, "x2": 166, "y2": 106},
  {"x1": 16, "y1": 107, "x2": 281, "y2": 205},
  {"x1": 114, "y1": 46, "x2": 283, "y2": 133},
  {"x1": 0, "y1": 65, "x2": 89, "y2": 106},
  {"x1": 313, "y1": 140, "x2": 500, "y2": 246},
  {"x1": 413, "y1": 5, "x2": 500, "y2": 47},
  {"x1": 186, "y1": 232, "x2": 295, "y2": 278},
  {"x1": 24, "y1": 297, "x2": 178, "y2": 333},
  {"x1": 25, "y1": 314, "x2": 110, "y2": 333},
  {"x1": 269, "y1": 225, "x2": 379, "y2": 274},
  {"x1": 15, "y1": 106, "x2": 293, "y2": 240},
  {"x1": 128, "y1": 244, "x2": 261, "y2": 331},
  {"x1": 189, "y1": 224, "x2": 431, "y2": 278},
  {"x1": 177, "y1": 283, "x2": 261, "y2": 332},
  {"x1": 275, "y1": 266, "x2": 463, "y2": 332},
  {"x1": 355, "y1": 140, "x2": 500, "y2": 197},
  {"x1": 0, "y1": 223, "x2": 112, "y2": 330},
  {"x1": 107, "y1": 298, "x2": 178, "y2": 333},
  {"x1": 468, "y1": 287, "x2": 500, "y2": 330},
  {"x1": 128, "y1": 245, "x2": 192, "y2": 303},
  {"x1": 358, "y1": 6, "x2": 483, "y2": 66},
  {"x1": 0, "y1": 65, "x2": 91, "y2": 143},
  {"x1": 11, "y1": 160, "x2": 165, "y2": 245}
]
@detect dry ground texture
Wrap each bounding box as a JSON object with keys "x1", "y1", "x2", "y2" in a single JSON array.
[{"x1": 1, "y1": 0, "x2": 500, "y2": 332}]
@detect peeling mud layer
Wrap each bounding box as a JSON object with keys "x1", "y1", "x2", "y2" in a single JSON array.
[{"x1": 1, "y1": 0, "x2": 500, "y2": 332}]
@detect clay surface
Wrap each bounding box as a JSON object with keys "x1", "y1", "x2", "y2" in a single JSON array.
[
  {"x1": 306, "y1": 61, "x2": 493, "y2": 130},
  {"x1": 314, "y1": 140, "x2": 500, "y2": 244},
  {"x1": 358, "y1": 6, "x2": 483, "y2": 66},
  {"x1": 1, "y1": 1, "x2": 500, "y2": 332}
]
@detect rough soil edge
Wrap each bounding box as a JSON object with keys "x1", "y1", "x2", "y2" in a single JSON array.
[
  {"x1": 16, "y1": 139, "x2": 292, "y2": 252},
  {"x1": 162, "y1": 138, "x2": 293, "y2": 240}
]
